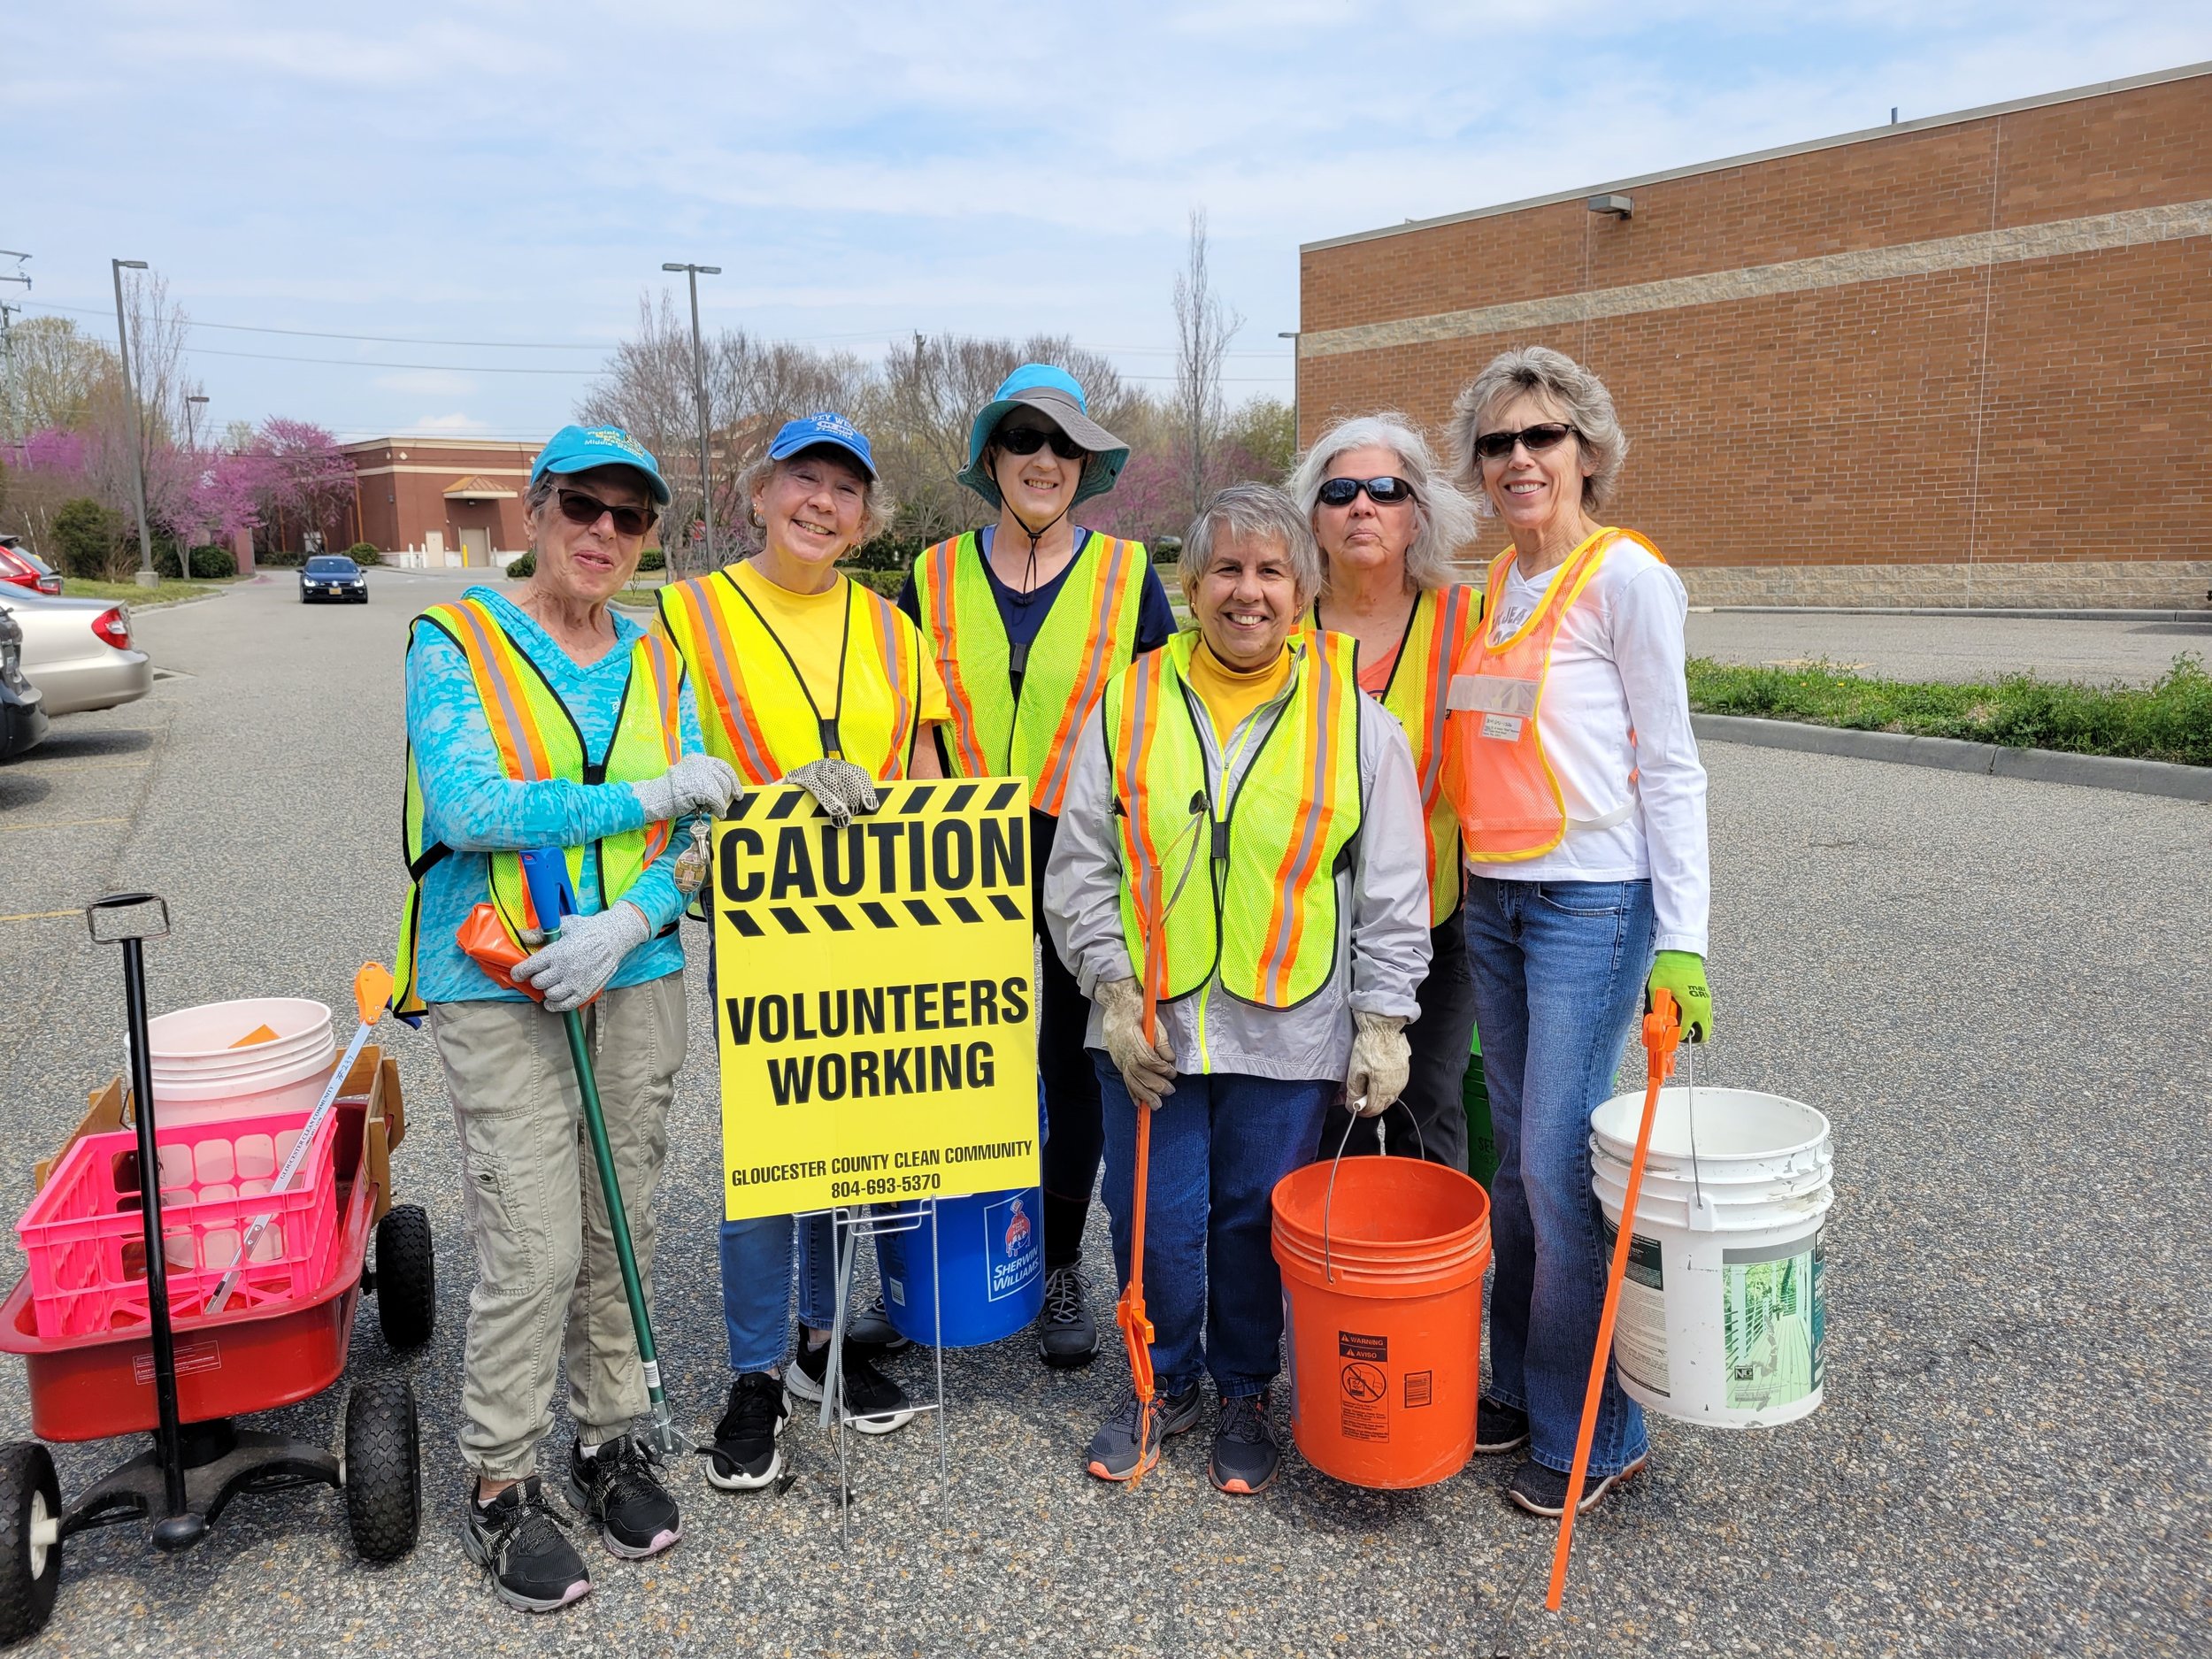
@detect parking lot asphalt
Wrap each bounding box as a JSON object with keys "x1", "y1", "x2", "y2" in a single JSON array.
[
  {"x1": 1684, "y1": 609, "x2": 2212, "y2": 686},
  {"x1": 0, "y1": 569, "x2": 2205, "y2": 1657}
]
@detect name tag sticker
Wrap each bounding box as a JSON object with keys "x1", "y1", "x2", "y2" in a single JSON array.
[
  {"x1": 1481, "y1": 713, "x2": 1523, "y2": 741},
  {"x1": 1448, "y1": 674, "x2": 1540, "y2": 718}
]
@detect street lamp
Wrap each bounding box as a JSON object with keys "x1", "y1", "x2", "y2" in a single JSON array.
[
  {"x1": 662, "y1": 261, "x2": 722, "y2": 575},
  {"x1": 181, "y1": 394, "x2": 208, "y2": 579},
  {"x1": 111, "y1": 259, "x2": 157, "y2": 588}
]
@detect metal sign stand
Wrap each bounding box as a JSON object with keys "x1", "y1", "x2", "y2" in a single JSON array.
[{"x1": 805, "y1": 1201, "x2": 950, "y2": 1549}]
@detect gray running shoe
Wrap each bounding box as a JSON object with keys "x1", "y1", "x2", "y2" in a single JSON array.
[
  {"x1": 844, "y1": 1293, "x2": 910, "y2": 1353},
  {"x1": 1036, "y1": 1264, "x2": 1100, "y2": 1368},
  {"x1": 1208, "y1": 1391, "x2": 1280, "y2": 1495},
  {"x1": 1084, "y1": 1382, "x2": 1202, "y2": 1481}
]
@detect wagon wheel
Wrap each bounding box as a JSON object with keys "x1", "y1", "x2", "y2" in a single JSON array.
[
  {"x1": 0, "y1": 1442, "x2": 60, "y2": 1645},
  {"x1": 343, "y1": 1379, "x2": 420, "y2": 1563},
  {"x1": 374, "y1": 1204, "x2": 435, "y2": 1351}
]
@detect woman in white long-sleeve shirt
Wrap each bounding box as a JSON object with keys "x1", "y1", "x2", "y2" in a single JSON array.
[{"x1": 1440, "y1": 345, "x2": 1711, "y2": 1523}]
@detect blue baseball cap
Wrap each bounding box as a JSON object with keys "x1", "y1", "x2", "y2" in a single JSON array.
[
  {"x1": 766, "y1": 411, "x2": 878, "y2": 481},
  {"x1": 957, "y1": 364, "x2": 1128, "y2": 509},
  {"x1": 531, "y1": 424, "x2": 671, "y2": 506}
]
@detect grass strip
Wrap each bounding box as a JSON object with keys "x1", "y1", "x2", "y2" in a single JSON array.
[
  {"x1": 60, "y1": 577, "x2": 227, "y2": 609},
  {"x1": 1685, "y1": 655, "x2": 2212, "y2": 767}
]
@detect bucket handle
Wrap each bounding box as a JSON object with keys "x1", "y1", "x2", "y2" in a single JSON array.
[
  {"x1": 1683, "y1": 1041, "x2": 1717, "y2": 1233},
  {"x1": 1321, "y1": 1098, "x2": 1428, "y2": 1286}
]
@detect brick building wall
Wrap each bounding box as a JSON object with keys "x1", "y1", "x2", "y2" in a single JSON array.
[
  {"x1": 1297, "y1": 65, "x2": 2212, "y2": 608},
  {"x1": 343, "y1": 438, "x2": 537, "y2": 567}
]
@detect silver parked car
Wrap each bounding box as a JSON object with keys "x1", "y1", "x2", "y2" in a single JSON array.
[{"x1": 0, "y1": 589, "x2": 153, "y2": 715}]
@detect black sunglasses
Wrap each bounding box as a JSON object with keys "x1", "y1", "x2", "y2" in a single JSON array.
[
  {"x1": 1472, "y1": 423, "x2": 1577, "y2": 462},
  {"x1": 556, "y1": 487, "x2": 657, "y2": 538},
  {"x1": 1317, "y1": 475, "x2": 1417, "y2": 508},
  {"x1": 994, "y1": 423, "x2": 1087, "y2": 461}
]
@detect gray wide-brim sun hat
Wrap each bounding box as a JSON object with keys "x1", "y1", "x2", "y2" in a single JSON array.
[{"x1": 956, "y1": 364, "x2": 1130, "y2": 510}]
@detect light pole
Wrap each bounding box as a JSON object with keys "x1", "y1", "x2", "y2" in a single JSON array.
[
  {"x1": 111, "y1": 258, "x2": 157, "y2": 588},
  {"x1": 181, "y1": 394, "x2": 208, "y2": 579},
  {"x1": 662, "y1": 261, "x2": 721, "y2": 575}
]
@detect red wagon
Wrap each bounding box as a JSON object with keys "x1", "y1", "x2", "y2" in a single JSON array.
[{"x1": 0, "y1": 900, "x2": 434, "y2": 1646}]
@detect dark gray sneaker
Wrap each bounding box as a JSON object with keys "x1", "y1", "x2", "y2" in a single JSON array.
[
  {"x1": 845, "y1": 1293, "x2": 910, "y2": 1353},
  {"x1": 1036, "y1": 1264, "x2": 1100, "y2": 1368},
  {"x1": 1506, "y1": 1453, "x2": 1647, "y2": 1517},
  {"x1": 1085, "y1": 1382, "x2": 1202, "y2": 1481},
  {"x1": 1208, "y1": 1391, "x2": 1280, "y2": 1495},
  {"x1": 1476, "y1": 1397, "x2": 1531, "y2": 1454},
  {"x1": 463, "y1": 1475, "x2": 591, "y2": 1612},
  {"x1": 565, "y1": 1433, "x2": 681, "y2": 1559}
]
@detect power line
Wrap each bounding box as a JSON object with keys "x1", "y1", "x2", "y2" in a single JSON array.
[{"x1": 183, "y1": 344, "x2": 597, "y2": 375}]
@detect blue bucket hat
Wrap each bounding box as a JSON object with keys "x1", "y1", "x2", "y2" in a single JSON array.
[
  {"x1": 956, "y1": 365, "x2": 1129, "y2": 510},
  {"x1": 531, "y1": 424, "x2": 671, "y2": 506},
  {"x1": 766, "y1": 411, "x2": 879, "y2": 481}
]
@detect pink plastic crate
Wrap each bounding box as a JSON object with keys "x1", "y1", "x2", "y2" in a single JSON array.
[{"x1": 16, "y1": 1107, "x2": 339, "y2": 1340}]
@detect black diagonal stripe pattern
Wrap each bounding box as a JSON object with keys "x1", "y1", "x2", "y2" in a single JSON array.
[
  {"x1": 725, "y1": 909, "x2": 764, "y2": 939},
  {"x1": 947, "y1": 896, "x2": 981, "y2": 924},
  {"x1": 986, "y1": 781, "x2": 1020, "y2": 811},
  {"x1": 903, "y1": 899, "x2": 940, "y2": 925},
  {"x1": 816, "y1": 904, "x2": 854, "y2": 931},
  {"x1": 989, "y1": 894, "x2": 1024, "y2": 921},
  {"x1": 770, "y1": 907, "x2": 810, "y2": 934}
]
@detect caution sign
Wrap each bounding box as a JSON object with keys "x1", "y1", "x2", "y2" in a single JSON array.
[{"x1": 713, "y1": 779, "x2": 1041, "y2": 1221}]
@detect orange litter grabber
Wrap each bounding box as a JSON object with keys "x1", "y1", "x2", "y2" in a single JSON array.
[
  {"x1": 1546, "y1": 987, "x2": 1680, "y2": 1610},
  {"x1": 1113, "y1": 847, "x2": 1171, "y2": 1486}
]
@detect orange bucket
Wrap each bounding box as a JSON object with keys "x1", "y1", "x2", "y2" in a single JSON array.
[{"x1": 1271, "y1": 1155, "x2": 1491, "y2": 1489}]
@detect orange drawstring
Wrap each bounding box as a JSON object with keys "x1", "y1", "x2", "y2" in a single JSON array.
[{"x1": 1546, "y1": 987, "x2": 1680, "y2": 1608}]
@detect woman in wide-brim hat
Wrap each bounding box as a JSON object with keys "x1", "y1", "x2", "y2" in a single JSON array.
[{"x1": 899, "y1": 364, "x2": 1176, "y2": 1369}]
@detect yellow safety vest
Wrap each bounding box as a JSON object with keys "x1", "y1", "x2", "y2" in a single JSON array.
[
  {"x1": 915, "y1": 530, "x2": 1149, "y2": 816},
  {"x1": 393, "y1": 597, "x2": 684, "y2": 1016},
  {"x1": 657, "y1": 566, "x2": 923, "y2": 784},
  {"x1": 1103, "y1": 631, "x2": 1363, "y2": 1011},
  {"x1": 1311, "y1": 586, "x2": 1482, "y2": 926}
]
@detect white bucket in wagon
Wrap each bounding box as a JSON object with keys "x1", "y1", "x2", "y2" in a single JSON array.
[
  {"x1": 147, "y1": 997, "x2": 336, "y2": 1127},
  {"x1": 1589, "y1": 1085, "x2": 1832, "y2": 1430}
]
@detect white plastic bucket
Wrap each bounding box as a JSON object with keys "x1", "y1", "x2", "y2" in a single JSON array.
[
  {"x1": 1589, "y1": 1086, "x2": 1832, "y2": 1430},
  {"x1": 147, "y1": 998, "x2": 336, "y2": 1127}
]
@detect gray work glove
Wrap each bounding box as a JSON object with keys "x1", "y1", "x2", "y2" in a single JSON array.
[
  {"x1": 511, "y1": 901, "x2": 651, "y2": 1013},
  {"x1": 1343, "y1": 1011, "x2": 1411, "y2": 1118},
  {"x1": 783, "y1": 757, "x2": 879, "y2": 828},
  {"x1": 1094, "y1": 976, "x2": 1177, "y2": 1109},
  {"x1": 634, "y1": 754, "x2": 742, "y2": 823}
]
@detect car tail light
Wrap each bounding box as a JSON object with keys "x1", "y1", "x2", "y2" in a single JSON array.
[
  {"x1": 36, "y1": 576, "x2": 62, "y2": 595},
  {"x1": 91, "y1": 607, "x2": 132, "y2": 651}
]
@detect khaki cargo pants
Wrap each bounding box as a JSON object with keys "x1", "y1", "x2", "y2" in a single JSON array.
[{"x1": 429, "y1": 972, "x2": 685, "y2": 1480}]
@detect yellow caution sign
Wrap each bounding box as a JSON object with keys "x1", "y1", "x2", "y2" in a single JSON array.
[{"x1": 714, "y1": 779, "x2": 1041, "y2": 1220}]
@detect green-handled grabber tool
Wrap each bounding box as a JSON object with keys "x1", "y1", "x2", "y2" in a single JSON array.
[{"x1": 520, "y1": 848, "x2": 688, "y2": 1456}]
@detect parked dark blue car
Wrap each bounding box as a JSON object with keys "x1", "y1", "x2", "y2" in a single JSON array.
[{"x1": 300, "y1": 556, "x2": 368, "y2": 604}]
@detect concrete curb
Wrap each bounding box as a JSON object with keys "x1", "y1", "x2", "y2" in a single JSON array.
[
  {"x1": 1695, "y1": 605, "x2": 2210, "y2": 622},
  {"x1": 1690, "y1": 713, "x2": 2212, "y2": 802}
]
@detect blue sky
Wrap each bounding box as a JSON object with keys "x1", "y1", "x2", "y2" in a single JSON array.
[{"x1": 10, "y1": 2, "x2": 2208, "y2": 445}]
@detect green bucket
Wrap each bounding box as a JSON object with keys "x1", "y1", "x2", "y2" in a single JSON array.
[{"x1": 1463, "y1": 1025, "x2": 1497, "y2": 1191}]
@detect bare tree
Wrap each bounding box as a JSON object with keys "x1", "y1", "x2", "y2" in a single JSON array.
[
  {"x1": 1171, "y1": 209, "x2": 1244, "y2": 523},
  {"x1": 9, "y1": 316, "x2": 111, "y2": 434}
]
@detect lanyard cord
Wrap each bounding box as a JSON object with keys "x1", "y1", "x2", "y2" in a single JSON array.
[{"x1": 726, "y1": 568, "x2": 853, "y2": 761}]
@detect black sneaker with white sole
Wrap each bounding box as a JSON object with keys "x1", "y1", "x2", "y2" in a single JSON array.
[
  {"x1": 1035, "y1": 1264, "x2": 1100, "y2": 1368},
  {"x1": 463, "y1": 1475, "x2": 591, "y2": 1612},
  {"x1": 1476, "y1": 1397, "x2": 1531, "y2": 1454},
  {"x1": 844, "y1": 1293, "x2": 910, "y2": 1353},
  {"x1": 565, "y1": 1433, "x2": 681, "y2": 1559},
  {"x1": 705, "y1": 1371, "x2": 790, "y2": 1490},
  {"x1": 787, "y1": 1328, "x2": 915, "y2": 1433},
  {"x1": 1506, "y1": 1453, "x2": 1647, "y2": 1517}
]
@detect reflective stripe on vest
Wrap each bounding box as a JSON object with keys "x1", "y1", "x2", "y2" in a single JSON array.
[
  {"x1": 918, "y1": 531, "x2": 1148, "y2": 816},
  {"x1": 1443, "y1": 528, "x2": 1664, "y2": 863},
  {"x1": 1316, "y1": 585, "x2": 1481, "y2": 926},
  {"x1": 390, "y1": 598, "x2": 683, "y2": 1015},
  {"x1": 657, "y1": 567, "x2": 920, "y2": 784},
  {"x1": 1104, "y1": 632, "x2": 1363, "y2": 1011}
]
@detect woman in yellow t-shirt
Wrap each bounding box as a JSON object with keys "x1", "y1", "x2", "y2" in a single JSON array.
[{"x1": 655, "y1": 414, "x2": 948, "y2": 1490}]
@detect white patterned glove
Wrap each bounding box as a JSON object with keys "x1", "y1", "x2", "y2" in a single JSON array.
[
  {"x1": 634, "y1": 754, "x2": 741, "y2": 823},
  {"x1": 783, "y1": 758, "x2": 879, "y2": 828},
  {"x1": 511, "y1": 902, "x2": 651, "y2": 1013},
  {"x1": 1095, "y1": 976, "x2": 1177, "y2": 1109},
  {"x1": 1343, "y1": 1011, "x2": 1410, "y2": 1118}
]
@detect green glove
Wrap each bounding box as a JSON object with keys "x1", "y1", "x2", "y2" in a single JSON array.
[{"x1": 1646, "y1": 950, "x2": 1713, "y2": 1044}]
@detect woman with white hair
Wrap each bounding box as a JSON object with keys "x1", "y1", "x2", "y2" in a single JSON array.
[
  {"x1": 1287, "y1": 414, "x2": 1484, "y2": 1170},
  {"x1": 1441, "y1": 346, "x2": 1710, "y2": 1521},
  {"x1": 1045, "y1": 483, "x2": 1430, "y2": 1495}
]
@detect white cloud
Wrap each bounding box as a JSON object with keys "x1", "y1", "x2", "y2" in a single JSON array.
[{"x1": 409, "y1": 412, "x2": 491, "y2": 433}]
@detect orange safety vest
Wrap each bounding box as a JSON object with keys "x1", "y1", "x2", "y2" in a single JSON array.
[
  {"x1": 917, "y1": 530, "x2": 1149, "y2": 816},
  {"x1": 1444, "y1": 528, "x2": 1665, "y2": 863},
  {"x1": 1311, "y1": 584, "x2": 1481, "y2": 925}
]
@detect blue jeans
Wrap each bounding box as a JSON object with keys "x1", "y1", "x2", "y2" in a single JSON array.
[
  {"x1": 718, "y1": 1213, "x2": 839, "y2": 1374},
  {"x1": 1464, "y1": 876, "x2": 1656, "y2": 1477},
  {"x1": 1094, "y1": 1054, "x2": 1333, "y2": 1400}
]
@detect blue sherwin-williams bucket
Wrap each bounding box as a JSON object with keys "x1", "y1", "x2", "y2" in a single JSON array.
[{"x1": 877, "y1": 1187, "x2": 1045, "y2": 1348}]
